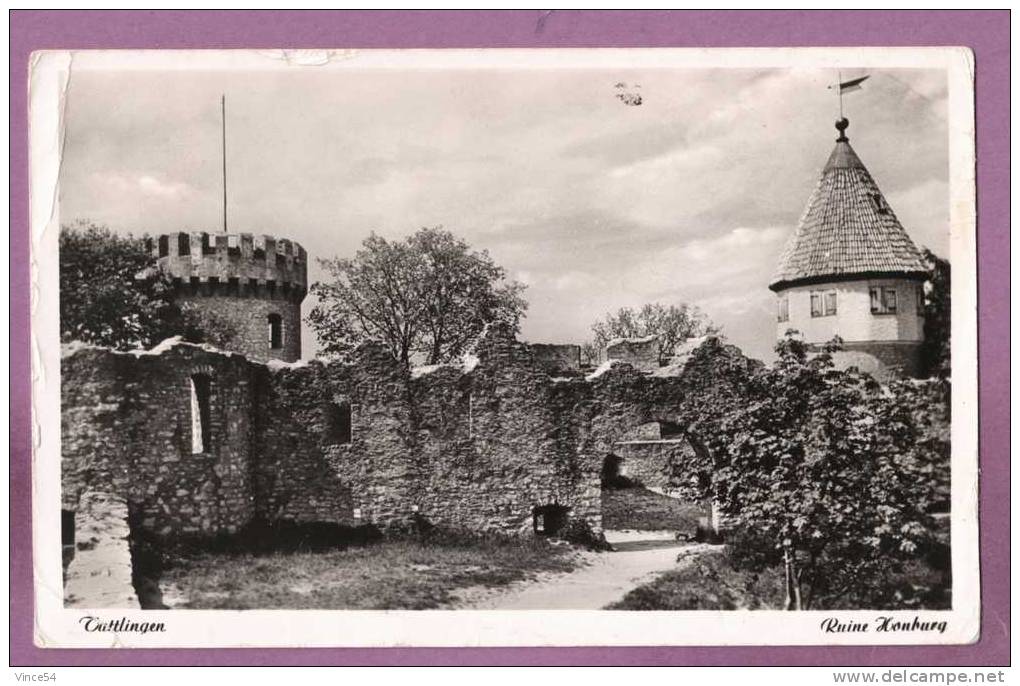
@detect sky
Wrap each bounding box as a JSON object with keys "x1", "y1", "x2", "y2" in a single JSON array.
[{"x1": 58, "y1": 64, "x2": 949, "y2": 362}]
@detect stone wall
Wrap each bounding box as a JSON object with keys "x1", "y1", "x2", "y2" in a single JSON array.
[
  {"x1": 64, "y1": 491, "x2": 138, "y2": 608},
  {"x1": 153, "y1": 232, "x2": 307, "y2": 291},
  {"x1": 613, "y1": 439, "x2": 695, "y2": 492},
  {"x1": 529, "y1": 343, "x2": 582, "y2": 374},
  {"x1": 605, "y1": 335, "x2": 660, "y2": 372},
  {"x1": 61, "y1": 328, "x2": 755, "y2": 541},
  {"x1": 174, "y1": 291, "x2": 303, "y2": 366},
  {"x1": 61, "y1": 340, "x2": 259, "y2": 537}
]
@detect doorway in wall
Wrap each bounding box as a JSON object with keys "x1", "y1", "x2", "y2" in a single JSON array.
[
  {"x1": 532, "y1": 504, "x2": 570, "y2": 536},
  {"x1": 601, "y1": 453, "x2": 630, "y2": 489}
]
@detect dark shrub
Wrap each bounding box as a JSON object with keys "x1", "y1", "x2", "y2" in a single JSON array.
[
  {"x1": 561, "y1": 518, "x2": 613, "y2": 551},
  {"x1": 724, "y1": 527, "x2": 783, "y2": 572}
]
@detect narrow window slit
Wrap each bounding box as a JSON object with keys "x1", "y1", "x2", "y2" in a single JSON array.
[
  {"x1": 190, "y1": 374, "x2": 212, "y2": 454},
  {"x1": 268, "y1": 314, "x2": 283, "y2": 349}
]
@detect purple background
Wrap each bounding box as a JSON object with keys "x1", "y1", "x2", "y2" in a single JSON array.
[{"x1": 9, "y1": 10, "x2": 1009, "y2": 666}]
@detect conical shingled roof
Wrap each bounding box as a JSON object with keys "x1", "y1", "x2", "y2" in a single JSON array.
[{"x1": 769, "y1": 119, "x2": 928, "y2": 292}]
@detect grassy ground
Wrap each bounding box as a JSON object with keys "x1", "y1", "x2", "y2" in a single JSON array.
[
  {"x1": 607, "y1": 549, "x2": 786, "y2": 610},
  {"x1": 160, "y1": 536, "x2": 580, "y2": 610},
  {"x1": 601, "y1": 485, "x2": 708, "y2": 533},
  {"x1": 608, "y1": 547, "x2": 951, "y2": 611}
]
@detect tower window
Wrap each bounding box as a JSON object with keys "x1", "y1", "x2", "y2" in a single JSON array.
[
  {"x1": 178, "y1": 234, "x2": 190, "y2": 256},
  {"x1": 810, "y1": 290, "x2": 837, "y2": 318},
  {"x1": 824, "y1": 291, "x2": 837, "y2": 316},
  {"x1": 916, "y1": 283, "x2": 926, "y2": 315},
  {"x1": 884, "y1": 289, "x2": 897, "y2": 313},
  {"x1": 323, "y1": 399, "x2": 352, "y2": 445},
  {"x1": 870, "y1": 287, "x2": 898, "y2": 314},
  {"x1": 190, "y1": 374, "x2": 212, "y2": 454},
  {"x1": 158, "y1": 235, "x2": 169, "y2": 257},
  {"x1": 777, "y1": 296, "x2": 789, "y2": 323},
  {"x1": 268, "y1": 314, "x2": 283, "y2": 349}
]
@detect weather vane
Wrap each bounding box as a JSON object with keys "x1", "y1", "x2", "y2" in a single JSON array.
[{"x1": 829, "y1": 71, "x2": 870, "y2": 120}]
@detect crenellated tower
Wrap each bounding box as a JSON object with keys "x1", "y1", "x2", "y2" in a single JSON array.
[
  {"x1": 152, "y1": 231, "x2": 307, "y2": 362},
  {"x1": 769, "y1": 118, "x2": 928, "y2": 379}
]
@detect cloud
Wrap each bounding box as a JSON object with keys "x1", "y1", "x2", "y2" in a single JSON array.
[
  {"x1": 94, "y1": 172, "x2": 192, "y2": 199},
  {"x1": 137, "y1": 175, "x2": 191, "y2": 198},
  {"x1": 619, "y1": 226, "x2": 787, "y2": 295},
  {"x1": 551, "y1": 270, "x2": 598, "y2": 292}
]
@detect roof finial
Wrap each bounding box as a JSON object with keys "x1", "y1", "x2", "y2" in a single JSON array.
[{"x1": 835, "y1": 117, "x2": 850, "y2": 143}]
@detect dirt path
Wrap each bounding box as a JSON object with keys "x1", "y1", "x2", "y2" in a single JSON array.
[{"x1": 456, "y1": 531, "x2": 716, "y2": 610}]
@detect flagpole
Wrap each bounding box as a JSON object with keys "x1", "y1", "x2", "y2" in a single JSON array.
[{"x1": 837, "y1": 69, "x2": 843, "y2": 120}]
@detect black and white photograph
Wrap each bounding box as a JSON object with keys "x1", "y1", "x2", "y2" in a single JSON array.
[{"x1": 29, "y1": 47, "x2": 977, "y2": 647}]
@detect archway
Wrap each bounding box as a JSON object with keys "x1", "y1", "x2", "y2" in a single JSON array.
[{"x1": 601, "y1": 453, "x2": 629, "y2": 489}]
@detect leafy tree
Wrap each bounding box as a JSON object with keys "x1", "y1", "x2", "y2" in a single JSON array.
[
  {"x1": 589, "y1": 303, "x2": 716, "y2": 366},
  {"x1": 60, "y1": 222, "x2": 198, "y2": 351},
  {"x1": 308, "y1": 227, "x2": 528, "y2": 366},
  {"x1": 919, "y1": 249, "x2": 951, "y2": 378},
  {"x1": 580, "y1": 341, "x2": 602, "y2": 367},
  {"x1": 176, "y1": 302, "x2": 240, "y2": 352},
  {"x1": 673, "y1": 335, "x2": 949, "y2": 610}
]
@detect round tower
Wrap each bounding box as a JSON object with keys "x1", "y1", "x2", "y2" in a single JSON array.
[
  {"x1": 152, "y1": 231, "x2": 307, "y2": 362},
  {"x1": 769, "y1": 118, "x2": 928, "y2": 379}
]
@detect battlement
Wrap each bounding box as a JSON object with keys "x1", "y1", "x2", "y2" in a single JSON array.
[{"x1": 150, "y1": 232, "x2": 308, "y2": 301}]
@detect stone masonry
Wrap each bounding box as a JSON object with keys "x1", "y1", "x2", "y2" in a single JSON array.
[
  {"x1": 151, "y1": 232, "x2": 306, "y2": 363},
  {"x1": 61, "y1": 326, "x2": 755, "y2": 541},
  {"x1": 64, "y1": 491, "x2": 139, "y2": 609},
  {"x1": 605, "y1": 335, "x2": 661, "y2": 371}
]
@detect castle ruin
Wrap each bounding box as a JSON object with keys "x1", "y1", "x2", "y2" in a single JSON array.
[
  {"x1": 61, "y1": 323, "x2": 754, "y2": 547},
  {"x1": 60, "y1": 116, "x2": 929, "y2": 605}
]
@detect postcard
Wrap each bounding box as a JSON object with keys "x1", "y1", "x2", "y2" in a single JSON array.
[{"x1": 29, "y1": 46, "x2": 977, "y2": 648}]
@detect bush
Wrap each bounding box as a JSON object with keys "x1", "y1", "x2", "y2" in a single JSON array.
[
  {"x1": 670, "y1": 334, "x2": 951, "y2": 609},
  {"x1": 723, "y1": 527, "x2": 783, "y2": 571},
  {"x1": 561, "y1": 518, "x2": 612, "y2": 551}
]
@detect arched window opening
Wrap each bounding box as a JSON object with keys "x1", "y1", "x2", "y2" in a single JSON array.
[
  {"x1": 190, "y1": 374, "x2": 212, "y2": 454},
  {"x1": 323, "y1": 399, "x2": 352, "y2": 445},
  {"x1": 268, "y1": 314, "x2": 283, "y2": 349}
]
